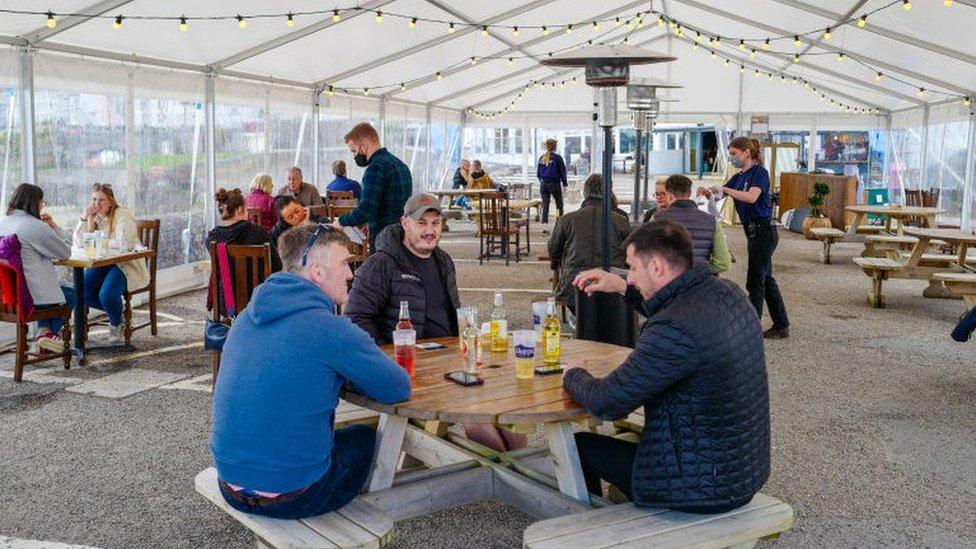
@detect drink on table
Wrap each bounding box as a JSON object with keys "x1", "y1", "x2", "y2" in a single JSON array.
[
  {"x1": 542, "y1": 297, "x2": 561, "y2": 367},
  {"x1": 513, "y1": 330, "x2": 536, "y2": 379},
  {"x1": 456, "y1": 306, "x2": 475, "y2": 354},
  {"x1": 83, "y1": 233, "x2": 96, "y2": 258},
  {"x1": 392, "y1": 328, "x2": 416, "y2": 378},
  {"x1": 532, "y1": 300, "x2": 548, "y2": 341},
  {"x1": 396, "y1": 301, "x2": 413, "y2": 330},
  {"x1": 489, "y1": 291, "x2": 508, "y2": 353},
  {"x1": 461, "y1": 309, "x2": 480, "y2": 375}
]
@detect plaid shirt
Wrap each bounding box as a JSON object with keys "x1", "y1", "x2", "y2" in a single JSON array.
[{"x1": 339, "y1": 148, "x2": 412, "y2": 244}]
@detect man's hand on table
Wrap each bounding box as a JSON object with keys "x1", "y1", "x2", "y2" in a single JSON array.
[{"x1": 562, "y1": 359, "x2": 589, "y2": 387}]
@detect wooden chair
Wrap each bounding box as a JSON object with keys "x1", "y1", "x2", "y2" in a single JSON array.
[
  {"x1": 506, "y1": 185, "x2": 532, "y2": 255},
  {"x1": 477, "y1": 192, "x2": 521, "y2": 266},
  {"x1": 326, "y1": 196, "x2": 359, "y2": 219},
  {"x1": 905, "y1": 188, "x2": 940, "y2": 227},
  {"x1": 87, "y1": 219, "x2": 160, "y2": 345},
  {"x1": 327, "y1": 190, "x2": 356, "y2": 201},
  {"x1": 208, "y1": 242, "x2": 273, "y2": 386},
  {"x1": 308, "y1": 204, "x2": 329, "y2": 220},
  {"x1": 0, "y1": 260, "x2": 72, "y2": 382},
  {"x1": 246, "y1": 207, "x2": 263, "y2": 227}
]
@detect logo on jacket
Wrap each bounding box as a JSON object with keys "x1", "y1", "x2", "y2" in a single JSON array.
[{"x1": 400, "y1": 273, "x2": 421, "y2": 283}]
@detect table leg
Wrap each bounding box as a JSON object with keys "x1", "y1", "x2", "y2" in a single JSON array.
[
  {"x1": 957, "y1": 243, "x2": 969, "y2": 269},
  {"x1": 367, "y1": 414, "x2": 408, "y2": 492},
  {"x1": 847, "y1": 212, "x2": 864, "y2": 238},
  {"x1": 544, "y1": 421, "x2": 590, "y2": 504},
  {"x1": 71, "y1": 266, "x2": 86, "y2": 366}
]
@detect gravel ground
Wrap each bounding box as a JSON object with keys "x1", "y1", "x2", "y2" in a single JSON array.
[{"x1": 1, "y1": 217, "x2": 974, "y2": 548}]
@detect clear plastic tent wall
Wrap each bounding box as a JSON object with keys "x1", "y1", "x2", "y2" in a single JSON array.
[{"x1": 0, "y1": 0, "x2": 973, "y2": 291}]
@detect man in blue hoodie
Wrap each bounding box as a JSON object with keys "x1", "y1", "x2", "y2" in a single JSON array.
[{"x1": 211, "y1": 223, "x2": 412, "y2": 519}]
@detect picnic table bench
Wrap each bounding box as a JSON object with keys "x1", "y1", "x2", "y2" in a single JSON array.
[
  {"x1": 523, "y1": 493, "x2": 794, "y2": 549},
  {"x1": 195, "y1": 467, "x2": 395, "y2": 548},
  {"x1": 808, "y1": 227, "x2": 846, "y2": 264},
  {"x1": 933, "y1": 272, "x2": 976, "y2": 309}
]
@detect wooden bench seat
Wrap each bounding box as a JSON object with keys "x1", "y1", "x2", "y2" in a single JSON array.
[
  {"x1": 933, "y1": 272, "x2": 976, "y2": 308},
  {"x1": 852, "y1": 257, "x2": 907, "y2": 308},
  {"x1": 523, "y1": 493, "x2": 794, "y2": 549},
  {"x1": 855, "y1": 225, "x2": 885, "y2": 235},
  {"x1": 194, "y1": 468, "x2": 394, "y2": 548},
  {"x1": 809, "y1": 227, "x2": 846, "y2": 264}
]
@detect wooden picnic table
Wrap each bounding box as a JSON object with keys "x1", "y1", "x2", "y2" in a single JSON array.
[
  {"x1": 845, "y1": 205, "x2": 943, "y2": 237},
  {"x1": 904, "y1": 227, "x2": 976, "y2": 269},
  {"x1": 430, "y1": 189, "x2": 496, "y2": 210},
  {"x1": 342, "y1": 337, "x2": 632, "y2": 504},
  {"x1": 904, "y1": 227, "x2": 976, "y2": 307},
  {"x1": 56, "y1": 248, "x2": 155, "y2": 365}
]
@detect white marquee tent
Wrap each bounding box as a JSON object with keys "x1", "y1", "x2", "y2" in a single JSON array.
[{"x1": 0, "y1": 0, "x2": 973, "y2": 290}]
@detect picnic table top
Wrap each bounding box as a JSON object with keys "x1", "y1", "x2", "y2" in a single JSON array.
[
  {"x1": 903, "y1": 227, "x2": 976, "y2": 245},
  {"x1": 845, "y1": 205, "x2": 944, "y2": 216},
  {"x1": 431, "y1": 189, "x2": 497, "y2": 197},
  {"x1": 341, "y1": 337, "x2": 631, "y2": 425},
  {"x1": 56, "y1": 248, "x2": 154, "y2": 269}
]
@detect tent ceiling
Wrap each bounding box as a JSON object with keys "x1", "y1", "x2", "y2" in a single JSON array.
[{"x1": 0, "y1": 0, "x2": 972, "y2": 116}]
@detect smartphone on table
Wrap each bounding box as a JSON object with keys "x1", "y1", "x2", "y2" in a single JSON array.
[{"x1": 444, "y1": 371, "x2": 484, "y2": 386}]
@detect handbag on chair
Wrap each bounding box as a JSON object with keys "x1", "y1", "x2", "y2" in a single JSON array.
[{"x1": 204, "y1": 243, "x2": 236, "y2": 351}]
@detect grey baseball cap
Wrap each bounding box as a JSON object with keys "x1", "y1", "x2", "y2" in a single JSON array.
[{"x1": 403, "y1": 193, "x2": 443, "y2": 220}]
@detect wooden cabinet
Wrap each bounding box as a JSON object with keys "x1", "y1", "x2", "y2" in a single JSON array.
[{"x1": 779, "y1": 172, "x2": 858, "y2": 229}]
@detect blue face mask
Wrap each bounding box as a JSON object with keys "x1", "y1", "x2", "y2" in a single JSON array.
[{"x1": 730, "y1": 156, "x2": 745, "y2": 169}]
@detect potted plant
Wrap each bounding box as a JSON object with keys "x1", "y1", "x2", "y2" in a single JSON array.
[{"x1": 802, "y1": 182, "x2": 833, "y2": 239}]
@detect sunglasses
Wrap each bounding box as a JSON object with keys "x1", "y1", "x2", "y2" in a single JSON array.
[{"x1": 300, "y1": 223, "x2": 341, "y2": 267}]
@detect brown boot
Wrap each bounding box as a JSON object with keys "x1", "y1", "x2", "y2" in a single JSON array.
[{"x1": 763, "y1": 326, "x2": 790, "y2": 339}]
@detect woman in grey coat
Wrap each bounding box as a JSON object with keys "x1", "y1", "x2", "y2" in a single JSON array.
[{"x1": 0, "y1": 184, "x2": 74, "y2": 353}]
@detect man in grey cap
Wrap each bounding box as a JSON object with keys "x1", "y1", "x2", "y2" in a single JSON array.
[{"x1": 344, "y1": 193, "x2": 460, "y2": 344}]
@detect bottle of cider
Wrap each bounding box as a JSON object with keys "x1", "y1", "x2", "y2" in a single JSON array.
[
  {"x1": 543, "y1": 297, "x2": 561, "y2": 366},
  {"x1": 396, "y1": 301, "x2": 413, "y2": 330},
  {"x1": 489, "y1": 291, "x2": 508, "y2": 352}
]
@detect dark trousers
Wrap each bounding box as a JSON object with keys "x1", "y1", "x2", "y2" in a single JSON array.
[
  {"x1": 539, "y1": 181, "x2": 564, "y2": 223},
  {"x1": 744, "y1": 222, "x2": 789, "y2": 329},
  {"x1": 219, "y1": 424, "x2": 376, "y2": 519},
  {"x1": 36, "y1": 286, "x2": 77, "y2": 334},
  {"x1": 575, "y1": 432, "x2": 752, "y2": 514}
]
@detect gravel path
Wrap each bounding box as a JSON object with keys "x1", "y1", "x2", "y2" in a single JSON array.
[{"x1": 0, "y1": 222, "x2": 974, "y2": 548}]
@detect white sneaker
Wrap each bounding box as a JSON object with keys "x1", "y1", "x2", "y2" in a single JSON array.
[
  {"x1": 36, "y1": 334, "x2": 65, "y2": 354},
  {"x1": 101, "y1": 324, "x2": 125, "y2": 346}
]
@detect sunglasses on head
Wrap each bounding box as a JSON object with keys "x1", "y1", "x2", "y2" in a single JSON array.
[{"x1": 301, "y1": 223, "x2": 341, "y2": 267}]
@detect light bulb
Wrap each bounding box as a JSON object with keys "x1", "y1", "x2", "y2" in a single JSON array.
[
  {"x1": 513, "y1": 26, "x2": 519, "y2": 37},
  {"x1": 237, "y1": 16, "x2": 247, "y2": 29},
  {"x1": 738, "y1": 40, "x2": 746, "y2": 50},
  {"x1": 592, "y1": 21, "x2": 599, "y2": 32},
  {"x1": 676, "y1": 26, "x2": 684, "y2": 37},
  {"x1": 507, "y1": 57, "x2": 514, "y2": 67},
  {"x1": 837, "y1": 52, "x2": 844, "y2": 61},
  {"x1": 436, "y1": 72, "x2": 442, "y2": 80},
  {"x1": 875, "y1": 72, "x2": 883, "y2": 81},
  {"x1": 695, "y1": 32, "x2": 702, "y2": 43},
  {"x1": 112, "y1": 15, "x2": 123, "y2": 30},
  {"x1": 857, "y1": 15, "x2": 867, "y2": 28},
  {"x1": 794, "y1": 35, "x2": 802, "y2": 47},
  {"x1": 750, "y1": 49, "x2": 756, "y2": 58},
  {"x1": 481, "y1": 25, "x2": 488, "y2": 37},
  {"x1": 762, "y1": 38, "x2": 770, "y2": 49},
  {"x1": 945, "y1": 0, "x2": 954, "y2": 6},
  {"x1": 448, "y1": 22, "x2": 456, "y2": 34},
  {"x1": 657, "y1": 16, "x2": 665, "y2": 27},
  {"x1": 332, "y1": 10, "x2": 341, "y2": 23},
  {"x1": 179, "y1": 16, "x2": 188, "y2": 32},
  {"x1": 408, "y1": 18, "x2": 416, "y2": 28},
  {"x1": 725, "y1": 59, "x2": 731, "y2": 67},
  {"x1": 542, "y1": 26, "x2": 549, "y2": 36},
  {"x1": 917, "y1": 87, "x2": 925, "y2": 97},
  {"x1": 45, "y1": 12, "x2": 56, "y2": 29},
  {"x1": 326, "y1": 86, "x2": 334, "y2": 97},
  {"x1": 363, "y1": 88, "x2": 370, "y2": 96},
  {"x1": 375, "y1": 11, "x2": 383, "y2": 24},
  {"x1": 964, "y1": 97, "x2": 971, "y2": 107},
  {"x1": 739, "y1": 65, "x2": 745, "y2": 74},
  {"x1": 400, "y1": 83, "x2": 406, "y2": 91},
  {"x1": 709, "y1": 50, "x2": 716, "y2": 58},
  {"x1": 793, "y1": 54, "x2": 800, "y2": 63},
  {"x1": 823, "y1": 28, "x2": 832, "y2": 40},
  {"x1": 470, "y1": 57, "x2": 477, "y2": 66},
  {"x1": 615, "y1": 17, "x2": 622, "y2": 27},
  {"x1": 565, "y1": 24, "x2": 573, "y2": 34},
  {"x1": 903, "y1": 0, "x2": 912, "y2": 11},
  {"x1": 286, "y1": 13, "x2": 295, "y2": 27}
]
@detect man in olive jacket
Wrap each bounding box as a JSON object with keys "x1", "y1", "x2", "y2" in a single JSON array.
[
  {"x1": 345, "y1": 193, "x2": 460, "y2": 344},
  {"x1": 565, "y1": 220, "x2": 770, "y2": 513},
  {"x1": 547, "y1": 173, "x2": 632, "y2": 306}
]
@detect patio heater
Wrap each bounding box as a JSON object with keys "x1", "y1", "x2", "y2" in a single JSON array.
[
  {"x1": 626, "y1": 78, "x2": 682, "y2": 224},
  {"x1": 542, "y1": 45, "x2": 675, "y2": 347}
]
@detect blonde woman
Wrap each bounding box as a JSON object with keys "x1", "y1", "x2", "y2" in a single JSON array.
[
  {"x1": 245, "y1": 173, "x2": 277, "y2": 231},
  {"x1": 74, "y1": 183, "x2": 149, "y2": 345},
  {"x1": 536, "y1": 138, "x2": 567, "y2": 223}
]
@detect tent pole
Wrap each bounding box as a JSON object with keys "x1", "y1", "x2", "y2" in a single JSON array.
[
  {"x1": 920, "y1": 105, "x2": 930, "y2": 192},
  {"x1": 312, "y1": 89, "x2": 321, "y2": 187},
  {"x1": 17, "y1": 45, "x2": 36, "y2": 185},
  {"x1": 204, "y1": 72, "x2": 217, "y2": 230},
  {"x1": 424, "y1": 105, "x2": 432, "y2": 190},
  {"x1": 962, "y1": 111, "x2": 976, "y2": 232},
  {"x1": 379, "y1": 99, "x2": 387, "y2": 144}
]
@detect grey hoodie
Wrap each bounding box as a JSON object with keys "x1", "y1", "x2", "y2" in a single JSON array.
[{"x1": 0, "y1": 210, "x2": 71, "y2": 304}]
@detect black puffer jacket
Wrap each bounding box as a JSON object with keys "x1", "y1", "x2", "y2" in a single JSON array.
[
  {"x1": 564, "y1": 268, "x2": 770, "y2": 510},
  {"x1": 344, "y1": 224, "x2": 460, "y2": 344}
]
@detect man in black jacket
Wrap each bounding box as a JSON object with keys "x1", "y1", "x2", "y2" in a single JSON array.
[
  {"x1": 565, "y1": 220, "x2": 770, "y2": 513},
  {"x1": 345, "y1": 193, "x2": 460, "y2": 344}
]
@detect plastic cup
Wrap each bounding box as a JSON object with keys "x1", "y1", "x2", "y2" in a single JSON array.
[
  {"x1": 456, "y1": 307, "x2": 475, "y2": 351},
  {"x1": 83, "y1": 233, "x2": 96, "y2": 258},
  {"x1": 513, "y1": 330, "x2": 536, "y2": 379},
  {"x1": 532, "y1": 301, "x2": 548, "y2": 339},
  {"x1": 393, "y1": 329, "x2": 416, "y2": 378}
]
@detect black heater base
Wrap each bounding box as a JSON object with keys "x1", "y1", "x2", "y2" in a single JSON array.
[{"x1": 574, "y1": 287, "x2": 638, "y2": 348}]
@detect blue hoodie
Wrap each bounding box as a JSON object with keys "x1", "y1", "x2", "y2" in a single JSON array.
[{"x1": 211, "y1": 272, "x2": 412, "y2": 493}]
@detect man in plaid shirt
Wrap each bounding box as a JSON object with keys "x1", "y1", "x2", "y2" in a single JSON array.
[{"x1": 337, "y1": 123, "x2": 413, "y2": 252}]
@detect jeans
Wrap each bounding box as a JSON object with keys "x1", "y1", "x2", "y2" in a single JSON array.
[
  {"x1": 744, "y1": 222, "x2": 789, "y2": 329},
  {"x1": 36, "y1": 286, "x2": 77, "y2": 334},
  {"x1": 539, "y1": 181, "x2": 565, "y2": 223},
  {"x1": 575, "y1": 432, "x2": 750, "y2": 514},
  {"x1": 84, "y1": 266, "x2": 128, "y2": 327},
  {"x1": 219, "y1": 424, "x2": 377, "y2": 519}
]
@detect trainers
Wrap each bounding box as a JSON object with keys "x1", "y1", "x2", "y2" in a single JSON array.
[
  {"x1": 35, "y1": 333, "x2": 64, "y2": 354},
  {"x1": 100, "y1": 324, "x2": 125, "y2": 346},
  {"x1": 763, "y1": 326, "x2": 790, "y2": 339}
]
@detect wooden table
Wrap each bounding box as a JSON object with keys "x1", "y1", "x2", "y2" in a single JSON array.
[
  {"x1": 431, "y1": 189, "x2": 495, "y2": 210},
  {"x1": 904, "y1": 227, "x2": 976, "y2": 306},
  {"x1": 845, "y1": 205, "x2": 943, "y2": 237},
  {"x1": 904, "y1": 227, "x2": 976, "y2": 270},
  {"x1": 56, "y1": 248, "x2": 155, "y2": 365},
  {"x1": 342, "y1": 337, "x2": 632, "y2": 505}
]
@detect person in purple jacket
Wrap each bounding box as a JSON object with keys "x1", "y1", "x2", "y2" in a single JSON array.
[{"x1": 536, "y1": 138, "x2": 568, "y2": 223}]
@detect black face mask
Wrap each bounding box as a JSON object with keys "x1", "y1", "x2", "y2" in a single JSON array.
[{"x1": 354, "y1": 152, "x2": 369, "y2": 167}]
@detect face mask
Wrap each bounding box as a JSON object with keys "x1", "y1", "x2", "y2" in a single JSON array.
[
  {"x1": 354, "y1": 153, "x2": 369, "y2": 168},
  {"x1": 730, "y1": 156, "x2": 745, "y2": 169}
]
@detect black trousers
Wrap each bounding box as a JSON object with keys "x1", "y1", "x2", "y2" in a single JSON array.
[
  {"x1": 744, "y1": 222, "x2": 789, "y2": 329},
  {"x1": 539, "y1": 181, "x2": 564, "y2": 223},
  {"x1": 575, "y1": 432, "x2": 753, "y2": 514}
]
